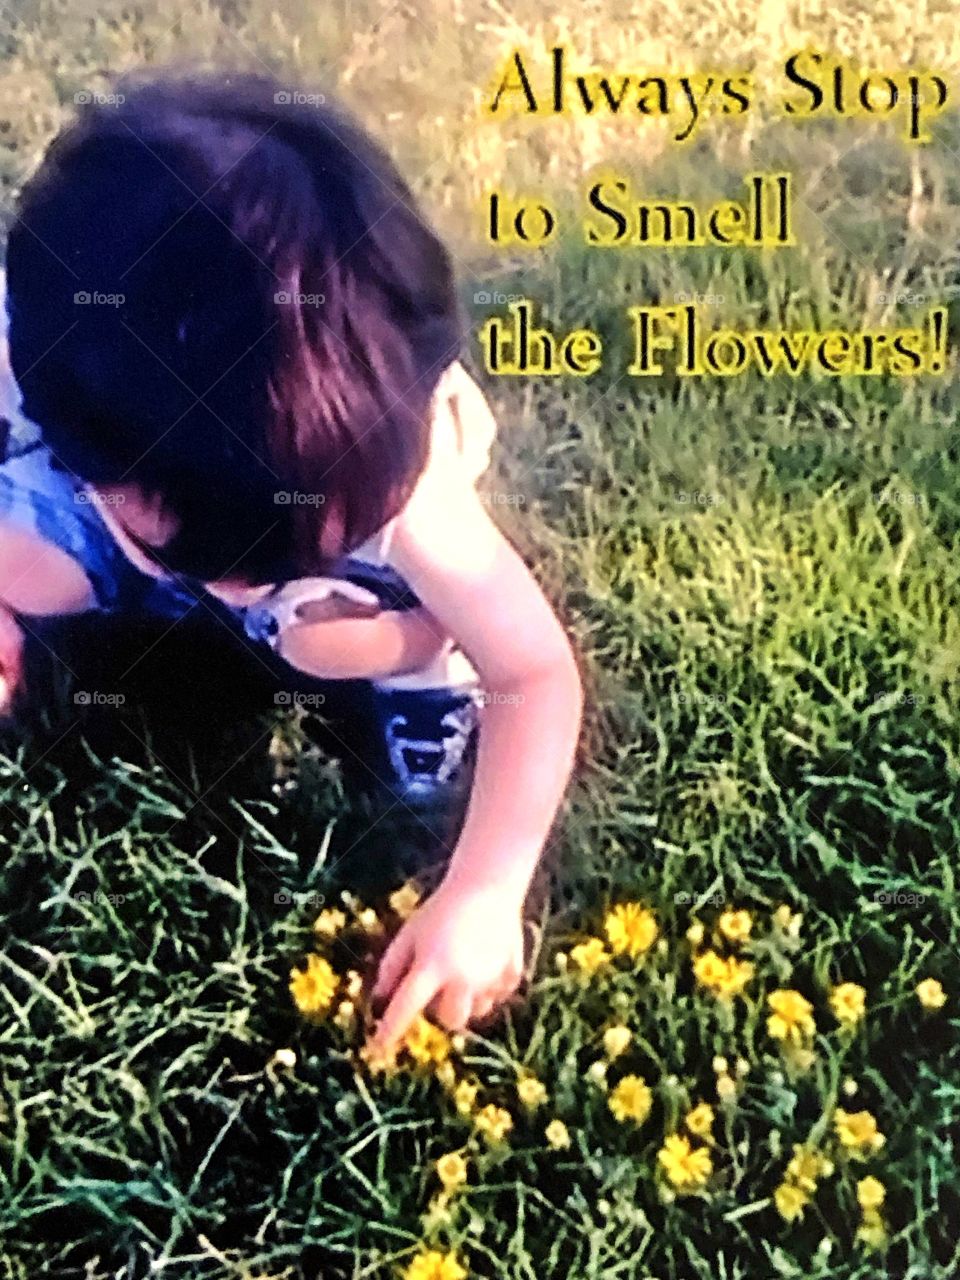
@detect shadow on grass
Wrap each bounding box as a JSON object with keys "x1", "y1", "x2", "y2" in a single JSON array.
[{"x1": 1, "y1": 610, "x2": 472, "y2": 900}]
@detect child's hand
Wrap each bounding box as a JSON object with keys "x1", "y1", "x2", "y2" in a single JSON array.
[{"x1": 369, "y1": 880, "x2": 525, "y2": 1052}]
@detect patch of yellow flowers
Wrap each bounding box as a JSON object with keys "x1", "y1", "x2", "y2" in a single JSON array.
[
  {"x1": 280, "y1": 892, "x2": 948, "y2": 1274},
  {"x1": 772, "y1": 1109, "x2": 888, "y2": 1247}
]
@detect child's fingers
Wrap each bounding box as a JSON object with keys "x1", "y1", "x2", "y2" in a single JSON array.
[
  {"x1": 0, "y1": 604, "x2": 24, "y2": 715},
  {"x1": 371, "y1": 962, "x2": 441, "y2": 1052},
  {"x1": 429, "y1": 980, "x2": 474, "y2": 1031},
  {"x1": 370, "y1": 926, "x2": 415, "y2": 1005},
  {"x1": 469, "y1": 993, "x2": 495, "y2": 1021}
]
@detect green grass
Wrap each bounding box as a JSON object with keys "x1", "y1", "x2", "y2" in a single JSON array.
[{"x1": 2, "y1": 2, "x2": 960, "y2": 1277}]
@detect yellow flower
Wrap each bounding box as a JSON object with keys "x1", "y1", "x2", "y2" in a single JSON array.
[
  {"x1": 857, "y1": 1176, "x2": 886, "y2": 1211},
  {"x1": 693, "y1": 951, "x2": 754, "y2": 998},
  {"x1": 718, "y1": 909, "x2": 753, "y2": 944},
  {"x1": 474, "y1": 1104, "x2": 513, "y2": 1144},
  {"x1": 684, "y1": 1102, "x2": 715, "y2": 1137},
  {"x1": 773, "y1": 904, "x2": 802, "y2": 933},
  {"x1": 312, "y1": 908, "x2": 347, "y2": 937},
  {"x1": 608, "y1": 1074, "x2": 652, "y2": 1125},
  {"x1": 603, "y1": 1025, "x2": 632, "y2": 1058},
  {"x1": 785, "y1": 1146, "x2": 833, "y2": 1192},
  {"x1": 388, "y1": 881, "x2": 422, "y2": 919},
  {"x1": 517, "y1": 1075, "x2": 548, "y2": 1108},
  {"x1": 916, "y1": 977, "x2": 947, "y2": 1009},
  {"x1": 834, "y1": 1109, "x2": 885, "y2": 1153},
  {"x1": 716, "y1": 956, "x2": 754, "y2": 997},
  {"x1": 694, "y1": 950, "x2": 728, "y2": 989},
  {"x1": 712, "y1": 1056, "x2": 729, "y2": 1075},
  {"x1": 402, "y1": 1015, "x2": 451, "y2": 1067},
  {"x1": 569, "y1": 937, "x2": 612, "y2": 975},
  {"x1": 402, "y1": 1248, "x2": 468, "y2": 1280},
  {"x1": 774, "y1": 1180, "x2": 810, "y2": 1221},
  {"x1": 830, "y1": 982, "x2": 866, "y2": 1028},
  {"x1": 767, "y1": 989, "x2": 816, "y2": 1044},
  {"x1": 435, "y1": 1152, "x2": 468, "y2": 1192},
  {"x1": 856, "y1": 1210, "x2": 887, "y2": 1249},
  {"x1": 289, "y1": 954, "x2": 339, "y2": 1017},
  {"x1": 452, "y1": 1078, "x2": 479, "y2": 1115},
  {"x1": 686, "y1": 921, "x2": 705, "y2": 947},
  {"x1": 657, "y1": 1134, "x2": 712, "y2": 1190},
  {"x1": 604, "y1": 903, "x2": 658, "y2": 958},
  {"x1": 545, "y1": 1118, "x2": 571, "y2": 1149}
]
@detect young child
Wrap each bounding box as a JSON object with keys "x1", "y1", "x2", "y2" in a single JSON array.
[{"x1": 0, "y1": 70, "x2": 583, "y2": 1053}]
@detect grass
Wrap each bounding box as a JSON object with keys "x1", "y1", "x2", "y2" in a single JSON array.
[{"x1": 1, "y1": 1, "x2": 960, "y2": 1277}]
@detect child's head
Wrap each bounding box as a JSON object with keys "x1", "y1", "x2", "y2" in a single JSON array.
[{"x1": 5, "y1": 69, "x2": 462, "y2": 587}]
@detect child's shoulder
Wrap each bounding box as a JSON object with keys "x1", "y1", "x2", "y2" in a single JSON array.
[
  {"x1": 349, "y1": 361, "x2": 500, "y2": 569},
  {"x1": 423, "y1": 359, "x2": 499, "y2": 486}
]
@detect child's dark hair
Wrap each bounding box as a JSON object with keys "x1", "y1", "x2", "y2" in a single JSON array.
[{"x1": 5, "y1": 69, "x2": 462, "y2": 583}]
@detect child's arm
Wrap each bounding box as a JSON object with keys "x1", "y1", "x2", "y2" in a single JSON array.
[
  {"x1": 275, "y1": 603, "x2": 451, "y2": 681},
  {"x1": 369, "y1": 480, "x2": 583, "y2": 1051},
  {"x1": 0, "y1": 520, "x2": 97, "y2": 712}
]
